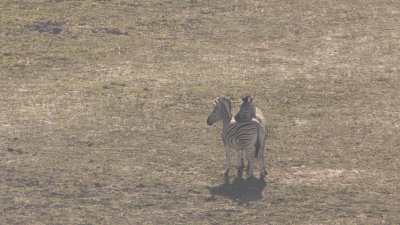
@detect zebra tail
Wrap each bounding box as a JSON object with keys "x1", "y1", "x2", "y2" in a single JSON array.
[{"x1": 255, "y1": 125, "x2": 263, "y2": 158}]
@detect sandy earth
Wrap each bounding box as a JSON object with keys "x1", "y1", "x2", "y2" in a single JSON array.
[{"x1": 1, "y1": 0, "x2": 400, "y2": 224}]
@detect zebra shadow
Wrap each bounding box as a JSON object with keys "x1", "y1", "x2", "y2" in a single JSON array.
[{"x1": 207, "y1": 177, "x2": 266, "y2": 204}]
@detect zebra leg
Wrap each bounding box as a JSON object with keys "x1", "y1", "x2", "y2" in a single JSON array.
[
  {"x1": 260, "y1": 149, "x2": 267, "y2": 179},
  {"x1": 245, "y1": 147, "x2": 255, "y2": 178},
  {"x1": 260, "y1": 141, "x2": 267, "y2": 179},
  {"x1": 237, "y1": 150, "x2": 244, "y2": 178},
  {"x1": 246, "y1": 158, "x2": 250, "y2": 175},
  {"x1": 224, "y1": 146, "x2": 231, "y2": 181}
]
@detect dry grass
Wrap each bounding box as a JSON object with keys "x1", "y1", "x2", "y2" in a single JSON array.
[{"x1": 1, "y1": 0, "x2": 400, "y2": 224}]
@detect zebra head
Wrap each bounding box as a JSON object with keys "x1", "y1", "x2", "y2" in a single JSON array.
[
  {"x1": 242, "y1": 95, "x2": 253, "y2": 104},
  {"x1": 207, "y1": 96, "x2": 232, "y2": 125},
  {"x1": 235, "y1": 95, "x2": 256, "y2": 122}
]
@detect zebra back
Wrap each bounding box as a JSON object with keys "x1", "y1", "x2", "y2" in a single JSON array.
[{"x1": 223, "y1": 119, "x2": 261, "y2": 150}]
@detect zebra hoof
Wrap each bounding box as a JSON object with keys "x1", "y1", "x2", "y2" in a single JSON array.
[
  {"x1": 224, "y1": 175, "x2": 229, "y2": 183},
  {"x1": 260, "y1": 170, "x2": 267, "y2": 180},
  {"x1": 237, "y1": 167, "x2": 243, "y2": 178},
  {"x1": 224, "y1": 169, "x2": 230, "y2": 183},
  {"x1": 247, "y1": 175, "x2": 256, "y2": 181}
]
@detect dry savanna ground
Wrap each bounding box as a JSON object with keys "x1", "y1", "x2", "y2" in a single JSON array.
[{"x1": 1, "y1": 0, "x2": 400, "y2": 224}]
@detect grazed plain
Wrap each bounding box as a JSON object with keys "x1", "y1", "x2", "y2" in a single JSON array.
[{"x1": 1, "y1": 0, "x2": 400, "y2": 224}]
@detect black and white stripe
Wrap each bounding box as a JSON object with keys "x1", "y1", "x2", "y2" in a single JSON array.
[{"x1": 207, "y1": 96, "x2": 267, "y2": 179}]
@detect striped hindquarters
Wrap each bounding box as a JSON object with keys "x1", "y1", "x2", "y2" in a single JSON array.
[{"x1": 223, "y1": 120, "x2": 260, "y2": 149}]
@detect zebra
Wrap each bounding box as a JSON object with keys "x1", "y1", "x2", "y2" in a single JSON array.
[
  {"x1": 235, "y1": 95, "x2": 256, "y2": 122},
  {"x1": 206, "y1": 96, "x2": 267, "y2": 180},
  {"x1": 235, "y1": 95, "x2": 266, "y2": 176}
]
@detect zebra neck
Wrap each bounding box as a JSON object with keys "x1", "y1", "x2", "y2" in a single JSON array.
[
  {"x1": 220, "y1": 100, "x2": 232, "y2": 131},
  {"x1": 222, "y1": 113, "x2": 232, "y2": 132}
]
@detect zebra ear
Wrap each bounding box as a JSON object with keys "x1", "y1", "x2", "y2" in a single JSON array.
[
  {"x1": 242, "y1": 95, "x2": 253, "y2": 103},
  {"x1": 249, "y1": 96, "x2": 253, "y2": 103}
]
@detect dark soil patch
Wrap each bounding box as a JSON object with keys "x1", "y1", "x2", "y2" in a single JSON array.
[
  {"x1": 29, "y1": 20, "x2": 64, "y2": 34},
  {"x1": 92, "y1": 27, "x2": 128, "y2": 36}
]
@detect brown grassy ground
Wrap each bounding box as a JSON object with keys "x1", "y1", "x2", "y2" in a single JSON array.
[{"x1": 1, "y1": 0, "x2": 400, "y2": 224}]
